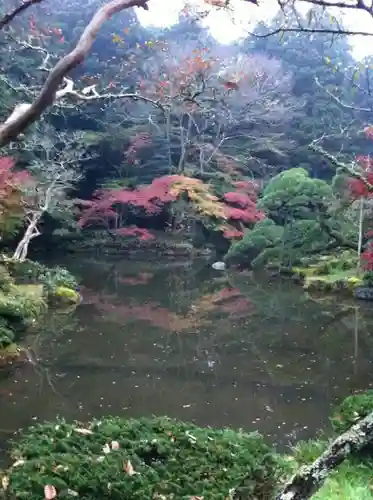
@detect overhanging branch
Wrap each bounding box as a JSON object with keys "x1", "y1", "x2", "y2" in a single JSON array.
[
  {"x1": 0, "y1": 0, "x2": 150, "y2": 147},
  {"x1": 0, "y1": 0, "x2": 44, "y2": 30},
  {"x1": 314, "y1": 77, "x2": 373, "y2": 113},
  {"x1": 310, "y1": 141, "x2": 373, "y2": 192}
]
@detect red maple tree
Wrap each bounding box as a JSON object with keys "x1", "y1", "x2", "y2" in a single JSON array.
[
  {"x1": 349, "y1": 125, "x2": 373, "y2": 271},
  {"x1": 221, "y1": 180, "x2": 264, "y2": 239},
  {"x1": 78, "y1": 175, "x2": 181, "y2": 229},
  {"x1": 348, "y1": 155, "x2": 373, "y2": 198},
  {"x1": 0, "y1": 156, "x2": 31, "y2": 236},
  {"x1": 0, "y1": 156, "x2": 30, "y2": 194},
  {"x1": 78, "y1": 175, "x2": 263, "y2": 243}
]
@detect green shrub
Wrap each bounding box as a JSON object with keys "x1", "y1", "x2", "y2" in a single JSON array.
[
  {"x1": 5, "y1": 259, "x2": 45, "y2": 284},
  {"x1": 363, "y1": 271, "x2": 373, "y2": 287},
  {"x1": 331, "y1": 391, "x2": 373, "y2": 434},
  {"x1": 291, "y1": 438, "x2": 329, "y2": 465},
  {"x1": 4, "y1": 259, "x2": 78, "y2": 293},
  {"x1": 0, "y1": 265, "x2": 14, "y2": 292},
  {"x1": 0, "y1": 317, "x2": 15, "y2": 348},
  {"x1": 6, "y1": 416, "x2": 282, "y2": 500},
  {"x1": 0, "y1": 284, "x2": 47, "y2": 321},
  {"x1": 38, "y1": 266, "x2": 78, "y2": 294}
]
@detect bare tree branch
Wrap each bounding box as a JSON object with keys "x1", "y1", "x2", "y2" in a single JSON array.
[
  {"x1": 310, "y1": 138, "x2": 373, "y2": 192},
  {"x1": 0, "y1": 0, "x2": 44, "y2": 30},
  {"x1": 232, "y1": 0, "x2": 373, "y2": 37},
  {"x1": 56, "y1": 77, "x2": 165, "y2": 109},
  {"x1": 314, "y1": 77, "x2": 373, "y2": 113},
  {"x1": 248, "y1": 26, "x2": 373, "y2": 37},
  {"x1": 0, "y1": 0, "x2": 150, "y2": 147}
]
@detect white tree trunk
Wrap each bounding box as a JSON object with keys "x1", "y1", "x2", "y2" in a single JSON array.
[{"x1": 12, "y1": 216, "x2": 40, "y2": 261}]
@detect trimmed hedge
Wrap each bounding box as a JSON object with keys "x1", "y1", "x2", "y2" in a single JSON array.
[{"x1": 3, "y1": 416, "x2": 282, "y2": 499}]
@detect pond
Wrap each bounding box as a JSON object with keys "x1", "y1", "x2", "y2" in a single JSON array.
[{"x1": 1, "y1": 254, "x2": 373, "y2": 463}]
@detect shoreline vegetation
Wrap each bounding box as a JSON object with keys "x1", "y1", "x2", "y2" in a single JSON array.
[
  {"x1": 0, "y1": 255, "x2": 80, "y2": 367},
  {"x1": 2, "y1": 391, "x2": 373, "y2": 499}
]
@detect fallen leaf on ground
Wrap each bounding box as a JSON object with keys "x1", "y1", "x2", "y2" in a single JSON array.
[
  {"x1": 1, "y1": 476, "x2": 9, "y2": 490},
  {"x1": 11, "y1": 459, "x2": 25, "y2": 468},
  {"x1": 102, "y1": 443, "x2": 111, "y2": 454},
  {"x1": 44, "y1": 484, "x2": 57, "y2": 499},
  {"x1": 73, "y1": 427, "x2": 93, "y2": 435},
  {"x1": 123, "y1": 460, "x2": 137, "y2": 475}
]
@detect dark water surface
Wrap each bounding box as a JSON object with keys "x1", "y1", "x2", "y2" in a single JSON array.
[{"x1": 1, "y1": 254, "x2": 373, "y2": 462}]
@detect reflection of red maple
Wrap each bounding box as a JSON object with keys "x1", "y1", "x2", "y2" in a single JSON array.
[
  {"x1": 118, "y1": 272, "x2": 154, "y2": 286},
  {"x1": 81, "y1": 284, "x2": 255, "y2": 332},
  {"x1": 205, "y1": 287, "x2": 255, "y2": 318}
]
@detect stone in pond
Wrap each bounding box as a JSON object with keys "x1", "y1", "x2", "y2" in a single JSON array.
[
  {"x1": 354, "y1": 286, "x2": 373, "y2": 301},
  {"x1": 211, "y1": 261, "x2": 226, "y2": 271}
]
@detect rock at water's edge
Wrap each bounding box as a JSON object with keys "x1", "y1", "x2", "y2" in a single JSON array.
[{"x1": 354, "y1": 286, "x2": 373, "y2": 301}]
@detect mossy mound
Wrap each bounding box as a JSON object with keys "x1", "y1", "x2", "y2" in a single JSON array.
[
  {"x1": 292, "y1": 251, "x2": 362, "y2": 294},
  {"x1": 4, "y1": 416, "x2": 282, "y2": 499},
  {"x1": 301, "y1": 271, "x2": 363, "y2": 292},
  {"x1": 51, "y1": 286, "x2": 81, "y2": 306},
  {"x1": 331, "y1": 391, "x2": 373, "y2": 434}
]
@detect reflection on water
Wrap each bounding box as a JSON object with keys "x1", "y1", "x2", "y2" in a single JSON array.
[{"x1": 1, "y1": 255, "x2": 373, "y2": 463}]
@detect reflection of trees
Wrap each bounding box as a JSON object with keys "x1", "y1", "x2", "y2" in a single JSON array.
[
  {"x1": 226, "y1": 270, "x2": 373, "y2": 389},
  {"x1": 82, "y1": 284, "x2": 255, "y2": 334},
  {"x1": 3, "y1": 259, "x2": 373, "y2": 448},
  {"x1": 0, "y1": 307, "x2": 79, "y2": 406},
  {"x1": 14, "y1": 258, "x2": 373, "y2": 410}
]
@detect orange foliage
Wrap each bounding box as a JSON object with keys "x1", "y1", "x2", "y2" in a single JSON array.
[{"x1": 169, "y1": 176, "x2": 227, "y2": 220}]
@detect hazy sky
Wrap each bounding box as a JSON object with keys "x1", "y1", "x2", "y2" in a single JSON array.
[{"x1": 136, "y1": 0, "x2": 373, "y2": 60}]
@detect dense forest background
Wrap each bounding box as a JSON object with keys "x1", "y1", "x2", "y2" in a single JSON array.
[{"x1": 1, "y1": 0, "x2": 373, "y2": 258}]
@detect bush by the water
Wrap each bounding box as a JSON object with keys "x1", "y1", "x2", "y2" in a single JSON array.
[
  {"x1": 0, "y1": 258, "x2": 79, "y2": 349},
  {"x1": 331, "y1": 391, "x2": 373, "y2": 434},
  {"x1": 3, "y1": 416, "x2": 283, "y2": 499},
  {"x1": 3, "y1": 258, "x2": 78, "y2": 293}
]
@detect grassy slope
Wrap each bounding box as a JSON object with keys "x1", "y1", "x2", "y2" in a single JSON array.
[{"x1": 288, "y1": 440, "x2": 373, "y2": 500}]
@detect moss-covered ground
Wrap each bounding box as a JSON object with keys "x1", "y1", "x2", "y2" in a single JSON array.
[{"x1": 292, "y1": 251, "x2": 364, "y2": 293}]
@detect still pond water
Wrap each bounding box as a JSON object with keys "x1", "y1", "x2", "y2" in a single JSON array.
[{"x1": 1, "y1": 254, "x2": 373, "y2": 461}]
